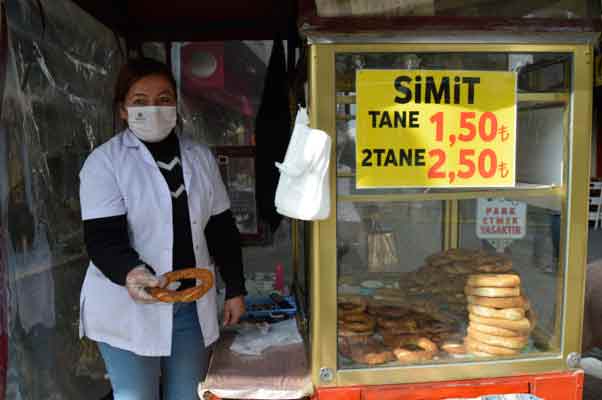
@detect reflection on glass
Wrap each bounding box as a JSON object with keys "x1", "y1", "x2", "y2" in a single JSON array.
[
  {"x1": 334, "y1": 50, "x2": 569, "y2": 369},
  {"x1": 4, "y1": 1, "x2": 119, "y2": 397},
  {"x1": 178, "y1": 41, "x2": 271, "y2": 146},
  {"x1": 337, "y1": 201, "x2": 449, "y2": 368},
  {"x1": 336, "y1": 52, "x2": 570, "y2": 94},
  {"x1": 336, "y1": 197, "x2": 562, "y2": 369},
  {"x1": 216, "y1": 151, "x2": 258, "y2": 235},
  {"x1": 517, "y1": 104, "x2": 565, "y2": 186},
  {"x1": 515, "y1": 54, "x2": 571, "y2": 92}
]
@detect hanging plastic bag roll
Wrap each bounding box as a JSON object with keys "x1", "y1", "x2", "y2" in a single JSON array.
[{"x1": 274, "y1": 107, "x2": 332, "y2": 220}]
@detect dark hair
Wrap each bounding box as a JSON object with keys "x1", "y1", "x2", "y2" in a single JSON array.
[{"x1": 114, "y1": 57, "x2": 177, "y2": 108}]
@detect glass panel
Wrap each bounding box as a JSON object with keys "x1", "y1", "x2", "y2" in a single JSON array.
[
  {"x1": 335, "y1": 52, "x2": 570, "y2": 187},
  {"x1": 458, "y1": 196, "x2": 563, "y2": 354},
  {"x1": 215, "y1": 148, "x2": 259, "y2": 235},
  {"x1": 316, "y1": 0, "x2": 595, "y2": 19},
  {"x1": 177, "y1": 41, "x2": 270, "y2": 146},
  {"x1": 335, "y1": 53, "x2": 571, "y2": 93},
  {"x1": 517, "y1": 104, "x2": 565, "y2": 185},
  {"x1": 337, "y1": 200, "x2": 446, "y2": 369},
  {"x1": 335, "y1": 50, "x2": 569, "y2": 370},
  {"x1": 336, "y1": 196, "x2": 562, "y2": 369},
  {"x1": 515, "y1": 54, "x2": 571, "y2": 92},
  {"x1": 4, "y1": 0, "x2": 121, "y2": 398}
]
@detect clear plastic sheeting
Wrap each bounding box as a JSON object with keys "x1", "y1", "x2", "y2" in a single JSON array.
[
  {"x1": 174, "y1": 41, "x2": 274, "y2": 242},
  {"x1": 174, "y1": 41, "x2": 272, "y2": 147},
  {"x1": 1, "y1": 0, "x2": 122, "y2": 398},
  {"x1": 314, "y1": 0, "x2": 597, "y2": 18}
]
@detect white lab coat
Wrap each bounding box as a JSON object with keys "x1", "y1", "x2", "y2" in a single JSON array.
[{"x1": 78, "y1": 129, "x2": 230, "y2": 356}]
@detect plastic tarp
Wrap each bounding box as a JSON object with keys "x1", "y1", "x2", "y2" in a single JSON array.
[
  {"x1": 0, "y1": 1, "x2": 304, "y2": 398},
  {"x1": 1, "y1": 0, "x2": 122, "y2": 398},
  {"x1": 0, "y1": 3, "x2": 303, "y2": 397}
]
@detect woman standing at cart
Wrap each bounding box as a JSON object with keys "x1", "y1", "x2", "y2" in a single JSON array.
[{"x1": 78, "y1": 57, "x2": 246, "y2": 400}]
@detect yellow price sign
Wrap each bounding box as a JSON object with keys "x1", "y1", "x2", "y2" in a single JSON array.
[{"x1": 356, "y1": 69, "x2": 517, "y2": 188}]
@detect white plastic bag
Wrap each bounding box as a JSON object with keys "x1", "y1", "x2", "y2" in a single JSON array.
[
  {"x1": 230, "y1": 319, "x2": 303, "y2": 356},
  {"x1": 274, "y1": 107, "x2": 331, "y2": 220}
]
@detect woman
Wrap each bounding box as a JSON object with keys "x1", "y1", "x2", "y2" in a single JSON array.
[{"x1": 79, "y1": 57, "x2": 246, "y2": 400}]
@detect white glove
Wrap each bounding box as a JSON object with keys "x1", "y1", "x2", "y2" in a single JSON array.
[{"x1": 125, "y1": 266, "x2": 163, "y2": 304}]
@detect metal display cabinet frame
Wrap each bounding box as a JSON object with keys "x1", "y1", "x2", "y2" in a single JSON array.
[{"x1": 306, "y1": 34, "x2": 595, "y2": 388}]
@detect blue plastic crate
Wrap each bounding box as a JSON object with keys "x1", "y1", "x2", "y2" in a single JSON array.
[{"x1": 243, "y1": 295, "x2": 297, "y2": 319}]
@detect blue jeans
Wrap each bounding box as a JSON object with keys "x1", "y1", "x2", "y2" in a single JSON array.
[{"x1": 97, "y1": 302, "x2": 208, "y2": 400}]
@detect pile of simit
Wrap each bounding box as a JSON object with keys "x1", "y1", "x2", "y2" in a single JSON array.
[{"x1": 464, "y1": 273, "x2": 535, "y2": 356}]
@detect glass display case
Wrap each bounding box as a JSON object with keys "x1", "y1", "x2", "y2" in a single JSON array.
[{"x1": 307, "y1": 37, "x2": 593, "y2": 387}]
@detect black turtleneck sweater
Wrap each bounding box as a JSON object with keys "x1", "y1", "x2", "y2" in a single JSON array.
[{"x1": 83, "y1": 132, "x2": 246, "y2": 299}]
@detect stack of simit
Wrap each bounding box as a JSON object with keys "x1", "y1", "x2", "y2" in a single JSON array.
[{"x1": 464, "y1": 274, "x2": 532, "y2": 357}]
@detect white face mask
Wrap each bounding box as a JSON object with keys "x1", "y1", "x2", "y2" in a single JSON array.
[{"x1": 127, "y1": 106, "x2": 177, "y2": 143}]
